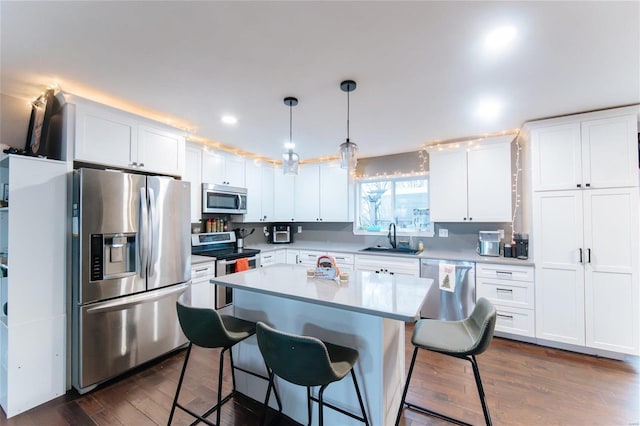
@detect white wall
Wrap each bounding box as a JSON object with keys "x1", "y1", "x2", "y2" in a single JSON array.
[{"x1": 0, "y1": 93, "x2": 31, "y2": 149}]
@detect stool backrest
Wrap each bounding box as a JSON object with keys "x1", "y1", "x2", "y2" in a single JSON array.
[
  {"x1": 256, "y1": 322, "x2": 339, "y2": 386},
  {"x1": 176, "y1": 300, "x2": 237, "y2": 349},
  {"x1": 464, "y1": 297, "x2": 497, "y2": 355}
]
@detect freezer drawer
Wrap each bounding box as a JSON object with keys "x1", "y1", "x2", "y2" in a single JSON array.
[{"x1": 74, "y1": 283, "x2": 189, "y2": 392}]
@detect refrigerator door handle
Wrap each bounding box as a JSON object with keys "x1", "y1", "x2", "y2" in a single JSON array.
[
  {"x1": 139, "y1": 187, "x2": 149, "y2": 279},
  {"x1": 85, "y1": 283, "x2": 189, "y2": 314},
  {"x1": 148, "y1": 187, "x2": 158, "y2": 277}
]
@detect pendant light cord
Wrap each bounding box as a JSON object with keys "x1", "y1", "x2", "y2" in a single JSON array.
[
  {"x1": 289, "y1": 103, "x2": 293, "y2": 148},
  {"x1": 346, "y1": 89, "x2": 350, "y2": 142}
]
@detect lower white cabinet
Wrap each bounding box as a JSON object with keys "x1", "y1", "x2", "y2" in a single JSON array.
[
  {"x1": 260, "y1": 250, "x2": 286, "y2": 267},
  {"x1": 355, "y1": 255, "x2": 419, "y2": 276},
  {"x1": 190, "y1": 261, "x2": 215, "y2": 308},
  {"x1": 534, "y1": 188, "x2": 639, "y2": 355},
  {"x1": 0, "y1": 156, "x2": 67, "y2": 417},
  {"x1": 476, "y1": 263, "x2": 535, "y2": 338}
]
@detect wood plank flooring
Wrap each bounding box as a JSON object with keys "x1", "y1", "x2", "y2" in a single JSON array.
[{"x1": 0, "y1": 324, "x2": 638, "y2": 426}]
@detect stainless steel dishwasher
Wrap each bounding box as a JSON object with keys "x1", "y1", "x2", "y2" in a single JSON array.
[{"x1": 420, "y1": 258, "x2": 475, "y2": 320}]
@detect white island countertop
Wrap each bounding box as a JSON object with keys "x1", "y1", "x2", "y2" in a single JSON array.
[{"x1": 211, "y1": 264, "x2": 433, "y2": 322}]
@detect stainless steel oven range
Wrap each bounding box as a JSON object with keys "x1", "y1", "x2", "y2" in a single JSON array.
[{"x1": 191, "y1": 232, "x2": 259, "y2": 309}]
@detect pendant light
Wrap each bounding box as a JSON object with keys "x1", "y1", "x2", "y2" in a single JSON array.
[
  {"x1": 282, "y1": 96, "x2": 300, "y2": 175},
  {"x1": 339, "y1": 80, "x2": 358, "y2": 169}
]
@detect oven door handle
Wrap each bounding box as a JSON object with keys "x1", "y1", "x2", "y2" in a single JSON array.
[{"x1": 218, "y1": 255, "x2": 259, "y2": 266}]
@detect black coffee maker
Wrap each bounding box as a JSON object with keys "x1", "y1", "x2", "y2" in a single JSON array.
[{"x1": 514, "y1": 233, "x2": 529, "y2": 259}]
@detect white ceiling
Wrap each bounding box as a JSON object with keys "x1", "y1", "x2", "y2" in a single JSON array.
[{"x1": 1, "y1": 1, "x2": 638, "y2": 162}]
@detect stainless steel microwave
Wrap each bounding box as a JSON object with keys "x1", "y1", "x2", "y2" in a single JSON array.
[{"x1": 202, "y1": 183, "x2": 247, "y2": 214}]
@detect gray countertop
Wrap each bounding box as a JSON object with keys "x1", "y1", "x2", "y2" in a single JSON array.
[
  {"x1": 244, "y1": 241, "x2": 534, "y2": 266},
  {"x1": 212, "y1": 264, "x2": 433, "y2": 322}
]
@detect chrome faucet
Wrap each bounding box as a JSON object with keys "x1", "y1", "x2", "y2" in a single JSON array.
[{"x1": 388, "y1": 223, "x2": 397, "y2": 248}]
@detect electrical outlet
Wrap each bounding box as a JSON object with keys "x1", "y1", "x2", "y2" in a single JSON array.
[
  {"x1": 438, "y1": 228, "x2": 448, "y2": 238},
  {"x1": 298, "y1": 225, "x2": 303, "y2": 233},
  {"x1": 498, "y1": 229, "x2": 505, "y2": 239}
]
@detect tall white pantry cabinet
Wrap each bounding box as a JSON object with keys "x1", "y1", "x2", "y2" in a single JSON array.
[
  {"x1": 527, "y1": 106, "x2": 639, "y2": 356},
  {"x1": 0, "y1": 156, "x2": 67, "y2": 417}
]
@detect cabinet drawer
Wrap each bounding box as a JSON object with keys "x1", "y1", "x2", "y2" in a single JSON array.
[
  {"x1": 477, "y1": 278, "x2": 534, "y2": 310},
  {"x1": 476, "y1": 263, "x2": 534, "y2": 282},
  {"x1": 495, "y1": 306, "x2": 535, "y2": 337},
  {"x1": 191, "y1": 262, "x2": 214, "y2": 279},
  {"x1": 329, "y1": 252, "x2": 354, "y2": 266},
  {"x1": 298, "y1": 250, "x2": 325, "y2": 265}
]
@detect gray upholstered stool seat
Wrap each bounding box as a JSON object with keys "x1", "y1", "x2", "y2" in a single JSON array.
[
  {"x1": 168, "y1": 300, "x2": 281, "y2": 426},
  {"x1": 256, "y1": 321, "x2": 369, "y2": 426},
  {"x1": 395, "y1": 297, "x2": 497, "y2": 426}
]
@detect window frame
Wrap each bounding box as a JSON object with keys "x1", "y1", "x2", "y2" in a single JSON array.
[{"x1": 352, "y1": 173, "x2": 434, "y2": 237}]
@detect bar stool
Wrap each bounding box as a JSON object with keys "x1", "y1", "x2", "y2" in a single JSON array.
[
  {"x1": 395, "y1": 297, "x2": 497, "y2": 426},
  {"x1": 168, "y1": 300, "x2": 281, "y2": 426},
  {"x1": 255, "y1": 322, "x2": 369, "y2": 426}
]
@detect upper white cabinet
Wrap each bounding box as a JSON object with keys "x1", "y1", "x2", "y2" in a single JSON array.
[
  {"x1": 202, "y1": 149, "x2": 245, "y2": 187},
  {"x1": 273, "y1": 172, "x2": 296, "y2": 222},
  {"x1": 71, "y1": 96, "x2": 185, "y2": 177},
  {"x1": 185, "y1": 143, "x2": 203, "y2": 223},
  {"x1": 428, "y1": 136, "x2": 512, "y2": 222},
  {"x1": 529, "y1": 110, "x2": 638, "y2": 191},
  {"x1": 292, "y1": 162, "x2": 349, "y2": 222},
  {"x1": 319, "y1": 162, "x2": 349, "y2": 221},
  {"x1": 294, "y1": 164, "x2": 321, "y2": 221},
  {"x1": 244, "y1": 160, "x2": 275, "y2": 222}
]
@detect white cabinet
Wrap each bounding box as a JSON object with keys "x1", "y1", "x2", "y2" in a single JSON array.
[
  {"x1": 185, "y1": 143, "x2": 203, "y2": 223},
  {"x1": 202, "y1": 149, "x2": 245, "y2": 187},
  {"x1": 319, "y1": 162, "x2": 349, "y2": 221},
  {"x1": 530, "y1": 111, "x2": 638, "y2": 191},
  {"x1": 260, "y1": 250, "x2": 286, "y2": 267},
  {"x1": 428, "y1": 136, "x2": 512, "y2": 222},
  {"x1": 275, "y1": 161, "x2": 349, "y2": 223},
  {"x1": 190, "y1": 262, "x2": 215, "y2": 308},
  {"x1": 534, "y1": 188, "x2": 639, "y2": 354},
  {"x1": 0, "y1": 156, "x2": 67, "y2": 417},
  {"x1": 294, "y1": 164, "x2": 320, "y2": 221},
  {"x1": 476, "y1": 263, "x2": 535, "y2": 338},
  {"x1": 355, "y1": 255, "x2": 419, "y2": 276},
  {"x1": 529, "y1": 106, "x2": 640, "y2": 357},
  {"x1": 244, "y1": 160, "x2": 275, "y2": 222},
  {"x1": 71, "y1": 96, "x2": 185, "y2": 176},
  {"x1": 274, "y1": 172, "x2": 296, "y2": 222}
]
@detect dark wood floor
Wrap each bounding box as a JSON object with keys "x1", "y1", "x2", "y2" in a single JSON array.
[{"x1": 1, "y1": 324, "x2": 638, "y2": 425}]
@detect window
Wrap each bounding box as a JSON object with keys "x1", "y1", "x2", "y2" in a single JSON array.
[{"x1": 355, "y1": 175, "x2": 433, "y2": 235}]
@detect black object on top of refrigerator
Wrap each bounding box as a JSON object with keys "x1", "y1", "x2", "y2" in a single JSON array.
[
  {"x1": 71, "y1": 168, "x2": 191, "y2": 394},
  {"x1": 420, "y1": 258, "x2": 476, "y2": 321}
]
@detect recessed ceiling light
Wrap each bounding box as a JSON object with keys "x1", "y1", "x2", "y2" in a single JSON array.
[
  {"x1": 221, "y1": 115, "x2": 237, "y2": 125},
  {"x1": 475, "y1": 98, "x2": 503, "y2": 121},
  {"x1": 484, "y1": 26, "x2": 517, "y2": 52}
]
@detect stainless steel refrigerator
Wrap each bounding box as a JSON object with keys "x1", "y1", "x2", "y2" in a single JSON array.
[{"x1": 71, "y1": 168, "x2": 191, "y2": 393}]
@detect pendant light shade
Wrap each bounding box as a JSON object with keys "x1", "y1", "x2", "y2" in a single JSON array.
[
  {"x1": 339, "y1": 80, "x2": 358, "y2": 169},
  {"x1": 283, "y1": 96, "x2": 299, "y2": 175}
]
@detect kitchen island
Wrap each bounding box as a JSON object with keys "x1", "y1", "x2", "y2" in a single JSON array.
[{"x1": 211, "y1": 264, "x2": 433, "y2": 425}]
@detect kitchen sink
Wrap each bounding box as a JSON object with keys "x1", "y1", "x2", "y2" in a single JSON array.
[{"x1": 360, "y1": 246, "x2": 421, "y2": 255}]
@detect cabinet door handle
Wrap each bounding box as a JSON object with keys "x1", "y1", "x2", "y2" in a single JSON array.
[
  {"x1": 496, "y1": 271, "x2": 513, "y2": 277},
  {"x1": 579, "y1": 248, "x2": 583, "y2": 263},
  {"x1": 469, "y1": 217, "x2": 473, "y2": 221},
  {"x1": 194, "y1": 267, "x2": 209, "y2": 273},
  {"x1": 497, "y1": 313, "x2": 514, "y2": 320},
  {"x1": 577, "y1": 184, "x2": 582, "y2": 188},
  {"x1": 496, "y1": 288, "x2": 513, "y2": 293},
  {"x1": 463, "y1": 217, "x2": 467, "y2": 221},
  {"x1": 585, "y1": 183, "x2": 591, "y2": 188},
  {"x1": 138, "y1": 163, "x2": 145, "y2": 167},
  {"x1": 587, "y1": 248, "x2": 591, "y2": 263}
]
